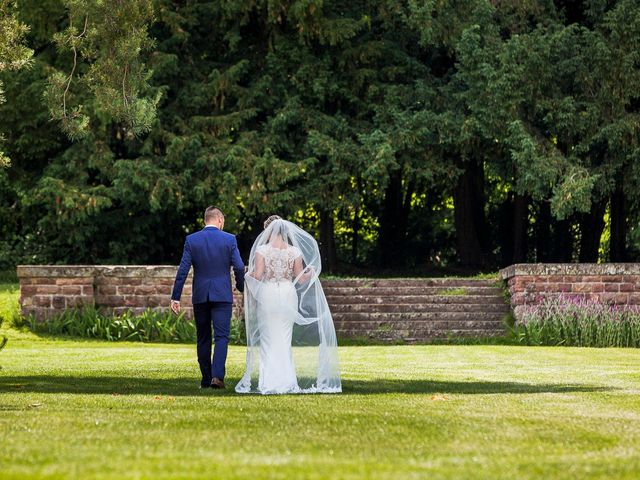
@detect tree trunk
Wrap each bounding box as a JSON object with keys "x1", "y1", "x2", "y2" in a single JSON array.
[
  {"x1": 578, "y1": 199, "x2": 607, "y2": 262},
  {"x1": 553, "y1": 218, "x2": 574, "y2": 262},
  {"x1": 499, "y1": 194, "x2": 514, "y2": 266},
  {"x1": 535, "y1": 201, "x2": 574, "y2": 262},
  {"x1": 351, "y1": 177, "x2": 363, "y2": 265},
  {"x1": 511, "y1": 193, "x2": 529, "y2": 263},
  {"x1": 453, "y1": 156, "x2": 487, "y2": 268},
  {"x1": 610, "y1": 185, "x2": 628, "y2": 262},
  {"x1": 351, "y1": 204, "x2": 359, "y2": 264},
  {"x1": 377, "y1": 172, "x2": 413, "y2": 268},
  {"x1": 499, "y1": 191, "x2": 529, "y2": 266},
  {"x1": 534, "y1": 201, "x2": 552, "y2": 262},
  {"x1": 319, "y1": 209, "x2": 337, "y2": 273}
]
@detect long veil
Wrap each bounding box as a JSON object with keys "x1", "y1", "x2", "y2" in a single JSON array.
[{"x1": 235, "y1": 219, "x2": 342, "y2": 394}]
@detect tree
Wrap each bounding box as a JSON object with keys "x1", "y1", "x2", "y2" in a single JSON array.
[
  {"x1": 44, "y1": 0, "x2": 158, "y2": 140},
  {"x1": 0, "y1": 0, "x2": 32, "y2": 167},
  {"x1": 0, "y1": 0, "x2": 639, "y2": 273},
  {"x1": 490, "y1": 0, "x2": 640, "y2": 262}
]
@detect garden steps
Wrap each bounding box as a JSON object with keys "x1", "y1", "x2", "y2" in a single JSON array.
[
  {"x1": 326, "y1": 295, "x2": 506, "y2": 305},
  {"x1": 330, "y1": 303, "x2": 509, "y2": 313},
  {"x1": 333, "y1": 312, "x2": 505, "y2": 323},
  {"x1": 337, "y1": 329, "x2": 507, "y2": 342},
  {"x1": 324, "y1": 278, "x2": 500, "y2": 287},
  {"x1": 323, "y1": 278, "x2": 509, "y2": 342},
  {"x1": 334, "y1": 320, "x2": 505, "y2": 331},
  {"x1": 323, "y1": 285, "x2": 501, "y2": 296}
]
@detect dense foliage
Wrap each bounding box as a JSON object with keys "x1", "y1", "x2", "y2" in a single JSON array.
[{"x1": 1, "y1": 0, "x2": 639, "y2": 274}]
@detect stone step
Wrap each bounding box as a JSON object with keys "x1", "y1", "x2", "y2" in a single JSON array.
[
  {"x1": 330, "y1": 303, "x2": 509, "y2": 313},
  {"x1": 335, "y1": 319, "x2": 507, "y2": 330},
  {"x1": 337, "y1": 328, "x2": 506, "y2": 340},
  {"x1": 332, "y1": 311, "x2": 507, "y2": 322},
  {"x1": 325, "y1": 294, "x2": 506, "y2": 305},
  {"x1": 323, "y1": 286, "x2": 503, "y2": 296},
  {"x1": 324, "y1": 278, "x2": 500, "y2": 288},
  {"x1": 320, "y1": 278, "x2": 509, "y2": 342}
]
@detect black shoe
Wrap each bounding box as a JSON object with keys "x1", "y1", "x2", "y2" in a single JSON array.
[{"x1": 200, "y1": 379, "x2": 212, "y2": 389}]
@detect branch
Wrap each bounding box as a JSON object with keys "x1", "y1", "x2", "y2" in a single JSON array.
[
  {"x1": 122, "y1": 64, "x2": 129, "y2": 108},
  {"x1": 62, "y1": 15, "x2": 89, "y2": 119}
]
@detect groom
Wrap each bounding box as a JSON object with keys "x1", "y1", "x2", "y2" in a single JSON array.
[{"x1": 171, "y1": 206, "x2": 245, "y2": 389}]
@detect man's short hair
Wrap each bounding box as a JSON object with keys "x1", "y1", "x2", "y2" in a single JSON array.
[{"x1": 204, "y1": 206, "x2": 224, "y2": 223}]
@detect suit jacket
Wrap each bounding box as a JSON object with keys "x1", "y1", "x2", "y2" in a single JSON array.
[{"x1": 171, "y1": 226, "x2": 245, "y2": 304}]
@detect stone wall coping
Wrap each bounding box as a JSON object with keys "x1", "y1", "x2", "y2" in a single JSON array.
[
  {"x1": 17, "y1": 265, "x2": 185, "y2": 278},
  {"x1": 20, "y1": 263, "x2": 640, "y2": 280},
  {"x1": 499, "y1": 263, "x2": 640, "y2": 280}
]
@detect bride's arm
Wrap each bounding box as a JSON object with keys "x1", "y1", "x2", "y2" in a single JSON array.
[
  {"x1": 251, "y1": 253, "x2": 265, "y2": 280},
  {"x1": 293, "y1": 256, "x2": 313, "y2": 283}
]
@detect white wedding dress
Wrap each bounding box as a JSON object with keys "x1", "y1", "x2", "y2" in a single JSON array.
[
  {"x1": 255, "y1": 244, "x2": 302, "y2": 393},
  {"x1": 235, "y1": 219, "x2": 342, "y2": 395}
]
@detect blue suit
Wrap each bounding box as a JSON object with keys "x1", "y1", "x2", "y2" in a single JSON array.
[{"x1": 171, "y1": 226, "x2": 245, "y2": 385}]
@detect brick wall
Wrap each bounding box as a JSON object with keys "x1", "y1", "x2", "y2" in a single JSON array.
[
  {"x1": 500, "y1": 263, "x2": 640, "y2": 320},
  {"x1": 17, "y1": 265, "x2": 243, "y2": 321},
  {"x1": 17, "y1": 267, "x2": 508, "y2": 341},
  {"x1": 20, "y1": 263, "x2": 640, "y2": 329}
]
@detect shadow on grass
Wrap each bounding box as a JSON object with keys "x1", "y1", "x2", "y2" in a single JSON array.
[
  {"x1": 342, "y1": 379, "x2": 610, "y2": 395},
  {"x1": 0, "y1": 375, "x2": 611, "y2": 396}
]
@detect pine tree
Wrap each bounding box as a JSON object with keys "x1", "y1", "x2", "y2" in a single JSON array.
[
  {"x1": 0, "y1": 0, "x2": 33, "y2": 167},
  {"x1": 44, "y1": 0, "x2": 158, "y2": 140}
]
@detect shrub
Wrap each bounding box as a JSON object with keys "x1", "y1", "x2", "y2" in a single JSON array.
[
  {"x1": 511, "y1": 294, "x2": 640, "y2": 348},
  {"x1": 27, "y1": 308, "x2": 246, "y2": 345}
]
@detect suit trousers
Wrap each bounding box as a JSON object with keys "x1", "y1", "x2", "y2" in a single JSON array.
[{"x1": 193, "y1": 301, "x2": 233, "y2": 385}]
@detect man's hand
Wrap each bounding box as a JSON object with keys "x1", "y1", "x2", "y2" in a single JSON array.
[{"x1": 170, "y1": 299, "x2": 181, "y2": 315}]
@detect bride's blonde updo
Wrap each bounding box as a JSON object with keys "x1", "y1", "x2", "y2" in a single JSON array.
[{"x1": 263, "y1": 215, "x2": 282, "y2": 229}]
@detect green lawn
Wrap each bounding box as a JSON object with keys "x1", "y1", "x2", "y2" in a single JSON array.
[{"x1": 1, "y1": 325, "x2": 640, "y2": 479}]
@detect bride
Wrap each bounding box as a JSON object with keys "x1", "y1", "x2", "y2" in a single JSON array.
[{"x1": 235, "y1": 215, "x2": 342, "y2": 394}]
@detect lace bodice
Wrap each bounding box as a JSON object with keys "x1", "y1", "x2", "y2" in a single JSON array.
[{"x1": 257, "y1": 244, "x2": 302, "y2": 282}]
